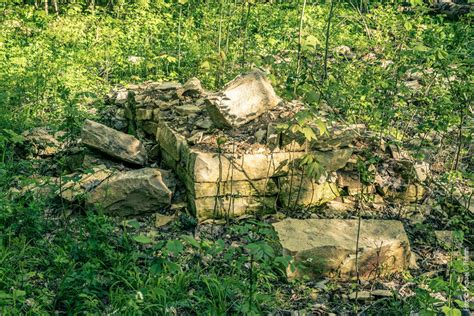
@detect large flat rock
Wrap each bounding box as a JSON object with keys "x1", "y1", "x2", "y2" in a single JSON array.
[
  {"x1": 181, "y1": 148, "x2": 352, "y2": 182},
  {"x1": 87, "y1": 168, "x2": 175, "y2": 216},
  {"x1": 273, "y1": 219, "x2": 412, "y2": 280},
  {"x1": 189, "y1": 195, "x2": 277, "y2": 221},
  {"x1": 82, "y1": 119, "x2": 147, "y2": 165},
  {"x1": 206, "y1": 70, "x2": 281, "y2": 128},
  {"x1": 177, "y1": 166, "x2": 278, "y2": 198},
  {"x1": 277, "y1": 177, "x2": 339, "y2": 207}
]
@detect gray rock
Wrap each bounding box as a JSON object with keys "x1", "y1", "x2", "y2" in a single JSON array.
[
  {"x1": 206, "y1": 70, "x2": 281, "y2": 128},
  {"x1": 81, "y1": 119, "x2": 147, "y2": 166},
  {"x1": 273, "y1": 219, "x2": 412, "y2": 280},
  {"x1": 87, "y1": 168, "x2": 176, "y2": 216},
  {"x1": 182, "y1": 77, "x2": 204, "y2": 97}
]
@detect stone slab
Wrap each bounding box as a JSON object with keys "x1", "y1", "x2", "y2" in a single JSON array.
[
  {"x1": 176, "y1": 165, "x2": 278, "y2": 198},
  {"x1": 87, "y1": 168, "x2": 175, "y2": 216},
  {"x1": 81, "y1": 119, "x2": 147, "y2": 165},
  {"x1": 182, "y1": 148, "x2": 352, "y2": 182},
  {"x1": 277, "y1": 177, "x2": 339, "y2": 207},
  {"x1": 206, "y1": 70, "x2": 281, "y2": 128},
  {"x1": 189, "y1": 195, "x2": 277, "y2": 221},
  {"x1": 273, "y1": 219, "x2": 412, "y2": 280}
]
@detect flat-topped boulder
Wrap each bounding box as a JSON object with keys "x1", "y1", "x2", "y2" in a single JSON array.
[
  {"x1": 206, "y1": 70, "x2": 281, "y2": 129},
  {"x1": 87, "y1": 168, "x2": 176, "y2": 216},
  {"x1": 82, "y1": 119, "x2": 147, "y2": 165},
  {"x1": 277, "y1": 177, "x2": 339, "y2": 207},
  {"x1": 180, "y1": 147, "x2": 353, "y2": 183},
  {"x1": 273, "y1": 219, "x2": 412, "y2": 280},
  {"x1": 189, "y1": 195, "x2": 277, "y2": 220}
]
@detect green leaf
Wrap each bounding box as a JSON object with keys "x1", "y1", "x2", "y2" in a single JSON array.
[
  {"x1": 441, "y1": 306, "x2": 461, "y2": 316},
  {"x1": 181, "y1": 235, "x2": 200, "y2": 248},
  {"x1": 165, "y1": 240, "x2": 184, "y2": 256},
  {"x1": 200, "y1": 61, "x2": 211, "y2": 70},
  {"x1": 124, "y1": 219, "x2": 140, "y2": 230},
  {"x1": 412, "y1": 44, "x2": 430, "y2": 52},
  {"x1": 314, "y1": 119, "x2": 328, "y2": 136},
  {"x1": 133, "y1": 235, "x2": 153, "y2": 244},
  {"x1": 301, "y1": 127, "x2": 317, "y2": 141}
]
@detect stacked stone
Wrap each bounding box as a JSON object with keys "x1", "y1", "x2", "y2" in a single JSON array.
[{"x1": 105, "y1": 70, "x2": 366, "y2": 221}]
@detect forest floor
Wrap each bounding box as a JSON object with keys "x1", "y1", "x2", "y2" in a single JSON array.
[{"x1": 0, "y1": 2, "x2": 472, "y2": 315}]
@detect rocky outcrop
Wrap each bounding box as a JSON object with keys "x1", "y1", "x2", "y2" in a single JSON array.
[
  {"x1": 99, "y1": 73, "x2": 429, "y2": 221},
  {"x1": 273, "y1": 219, "x2": 412, "y2": 280},
  {"x1": 81, "y1": 119, "x2": 147, "y2": 165}
]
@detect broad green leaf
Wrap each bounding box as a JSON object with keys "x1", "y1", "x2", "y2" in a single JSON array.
[
  {"x1": 441, "y1": 306, "x2": 461, "y2": 316},
  {"x1": 133, "y1": 235, "x2": 153, "y2": 244},
  {"x1": 166, "y1": 240, "x2": 184, "y2": 255}
]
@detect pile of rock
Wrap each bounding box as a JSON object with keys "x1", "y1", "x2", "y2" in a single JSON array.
[
  {"x1": 104, "y1": 70, "x2": 371, "y2": 220},
  {"x1": 12, "y1": 70, "x2": 438, "y2": 281},
  {"x1": 58, "y1": 120, "x2": 176, "y2": 216}
]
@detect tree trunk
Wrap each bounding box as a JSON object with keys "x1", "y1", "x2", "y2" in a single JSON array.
[
  {"x1": 52, "y1": 0, "x2": 58, "y2": 14},
  {"x1": 44, "y1": 0, "x2": 49, "y2": 14}
]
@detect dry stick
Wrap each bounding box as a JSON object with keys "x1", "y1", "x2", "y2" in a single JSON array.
[
  {"x1": 177, "y1": 4, "x2": 182, "y2": 70},
  {"x1": 322, "y1": 0, "x2": 335, "y2": 81},
  {"x1": 216, "y1": 0, "x2": 225, "y2": 86},
  {"x1": 293, "y1": 142, "x2": 310, "y2": 212},
  {"x1": 353, "y1": 170, "x2": 365, "y2": 313},
  {"x1": 240, "y1": 2, "x2": 251, "y2": 69},
  {"x1": 226, "y1": 142, "x2": 236, "y2": 223},
  {"x1": 52, "y1": 0, "x2": 58, "y2": 14},
  {"x1": 294, "y1": 0, "x2": 307, "y2": 95},
  {"x1": 223, "y1": 0, "x2": 236, "y2": 80}
]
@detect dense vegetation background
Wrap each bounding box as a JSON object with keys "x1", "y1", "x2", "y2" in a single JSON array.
[{"x1": 0, "y1": 0, "x2": 472, "y2": 314}]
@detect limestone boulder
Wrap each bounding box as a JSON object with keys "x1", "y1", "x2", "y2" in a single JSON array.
[
  {"x1": 206, "y1": 70, "x2": 281, "y2": 128},
  {"x1": 178, "y1": 167, "x2": 278, "y2": 198},
  {"x1": 189, "y1": 195, "x2": 277, "y2": 221},
  {"x1": 182, "y1": 148, "x2": 352, "y2": 182},
  {"x1": 81, "y1": 119, "x2": 147, "y2": 165},
  {"x1": 87, "y1": 168, "x2": 176, "y2": 216},
  {"x1": 273, "y1": 219, "x2": 412, "y2": 280},
  {"x1": 60, "y1": 167, "x2": 113, "y2": 202},
  {"x1": 277, "y1": 177, "x2": 339, "y2": 207},
  {"x1": 156, "y1": 123, "x2": 186, "y2": 161},
  {"x1": 182, "y1": 77, "x2": 204, "y2": 97}
]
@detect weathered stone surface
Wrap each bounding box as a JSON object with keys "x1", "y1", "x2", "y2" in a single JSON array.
[
  {"x1": 206, "y1": 70, "x2": 281, "y2": 128},
  {"x1": 278, "y1": 177, "x2": 339, "y2": 207},
  {"x1": 81, "y1": 119, "x2": 147, "y2": 165},
  {"x1": 337, "y1": 172, "x2": 375, "y2": 196},
  {"x1": 178, "y1": 167, "x2": 278, "y2": 198},
  {"x1": 136, "y1": 108, "x2": 153, "y2": 121},
  {"x1": 182, "y1": 77, "x2": 204, "y2": 97},
  {"x1": 155, "y1": 214, "x2": 175, "y2": 227},
  {"x1": 183, "y1": 148, "x2": 352, "y2": 182},
  {"x1": 156, "y1": 123, "x2": 187, "y2": 161},
  {"x1": 87, "y1": 168, "x2": 176, "y2": 216},
  {"x1": 189, "y1": 195, "x2": 277, "y2": 220},
  {"x1": 393, "y1": 183, "x2": 425, "y2": 203},
  {"x1": 23, "y1": 127, "x2": 64, "y2": 157},
  {"x1": 61, "y1": 168, "x2": 113, "y2": 201},
  {"x1": 413, "y1": 162, "x2": 430, "y2": 182},
  {"x1": 273, "y1": 219, "x2": 412, "y2": 280},
  {"x1": 175, "y1": 105, "x2": 201, "y2": 116},
  {"x1": 140, "y1": 121, "x2": 159, "y2": 137}
]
